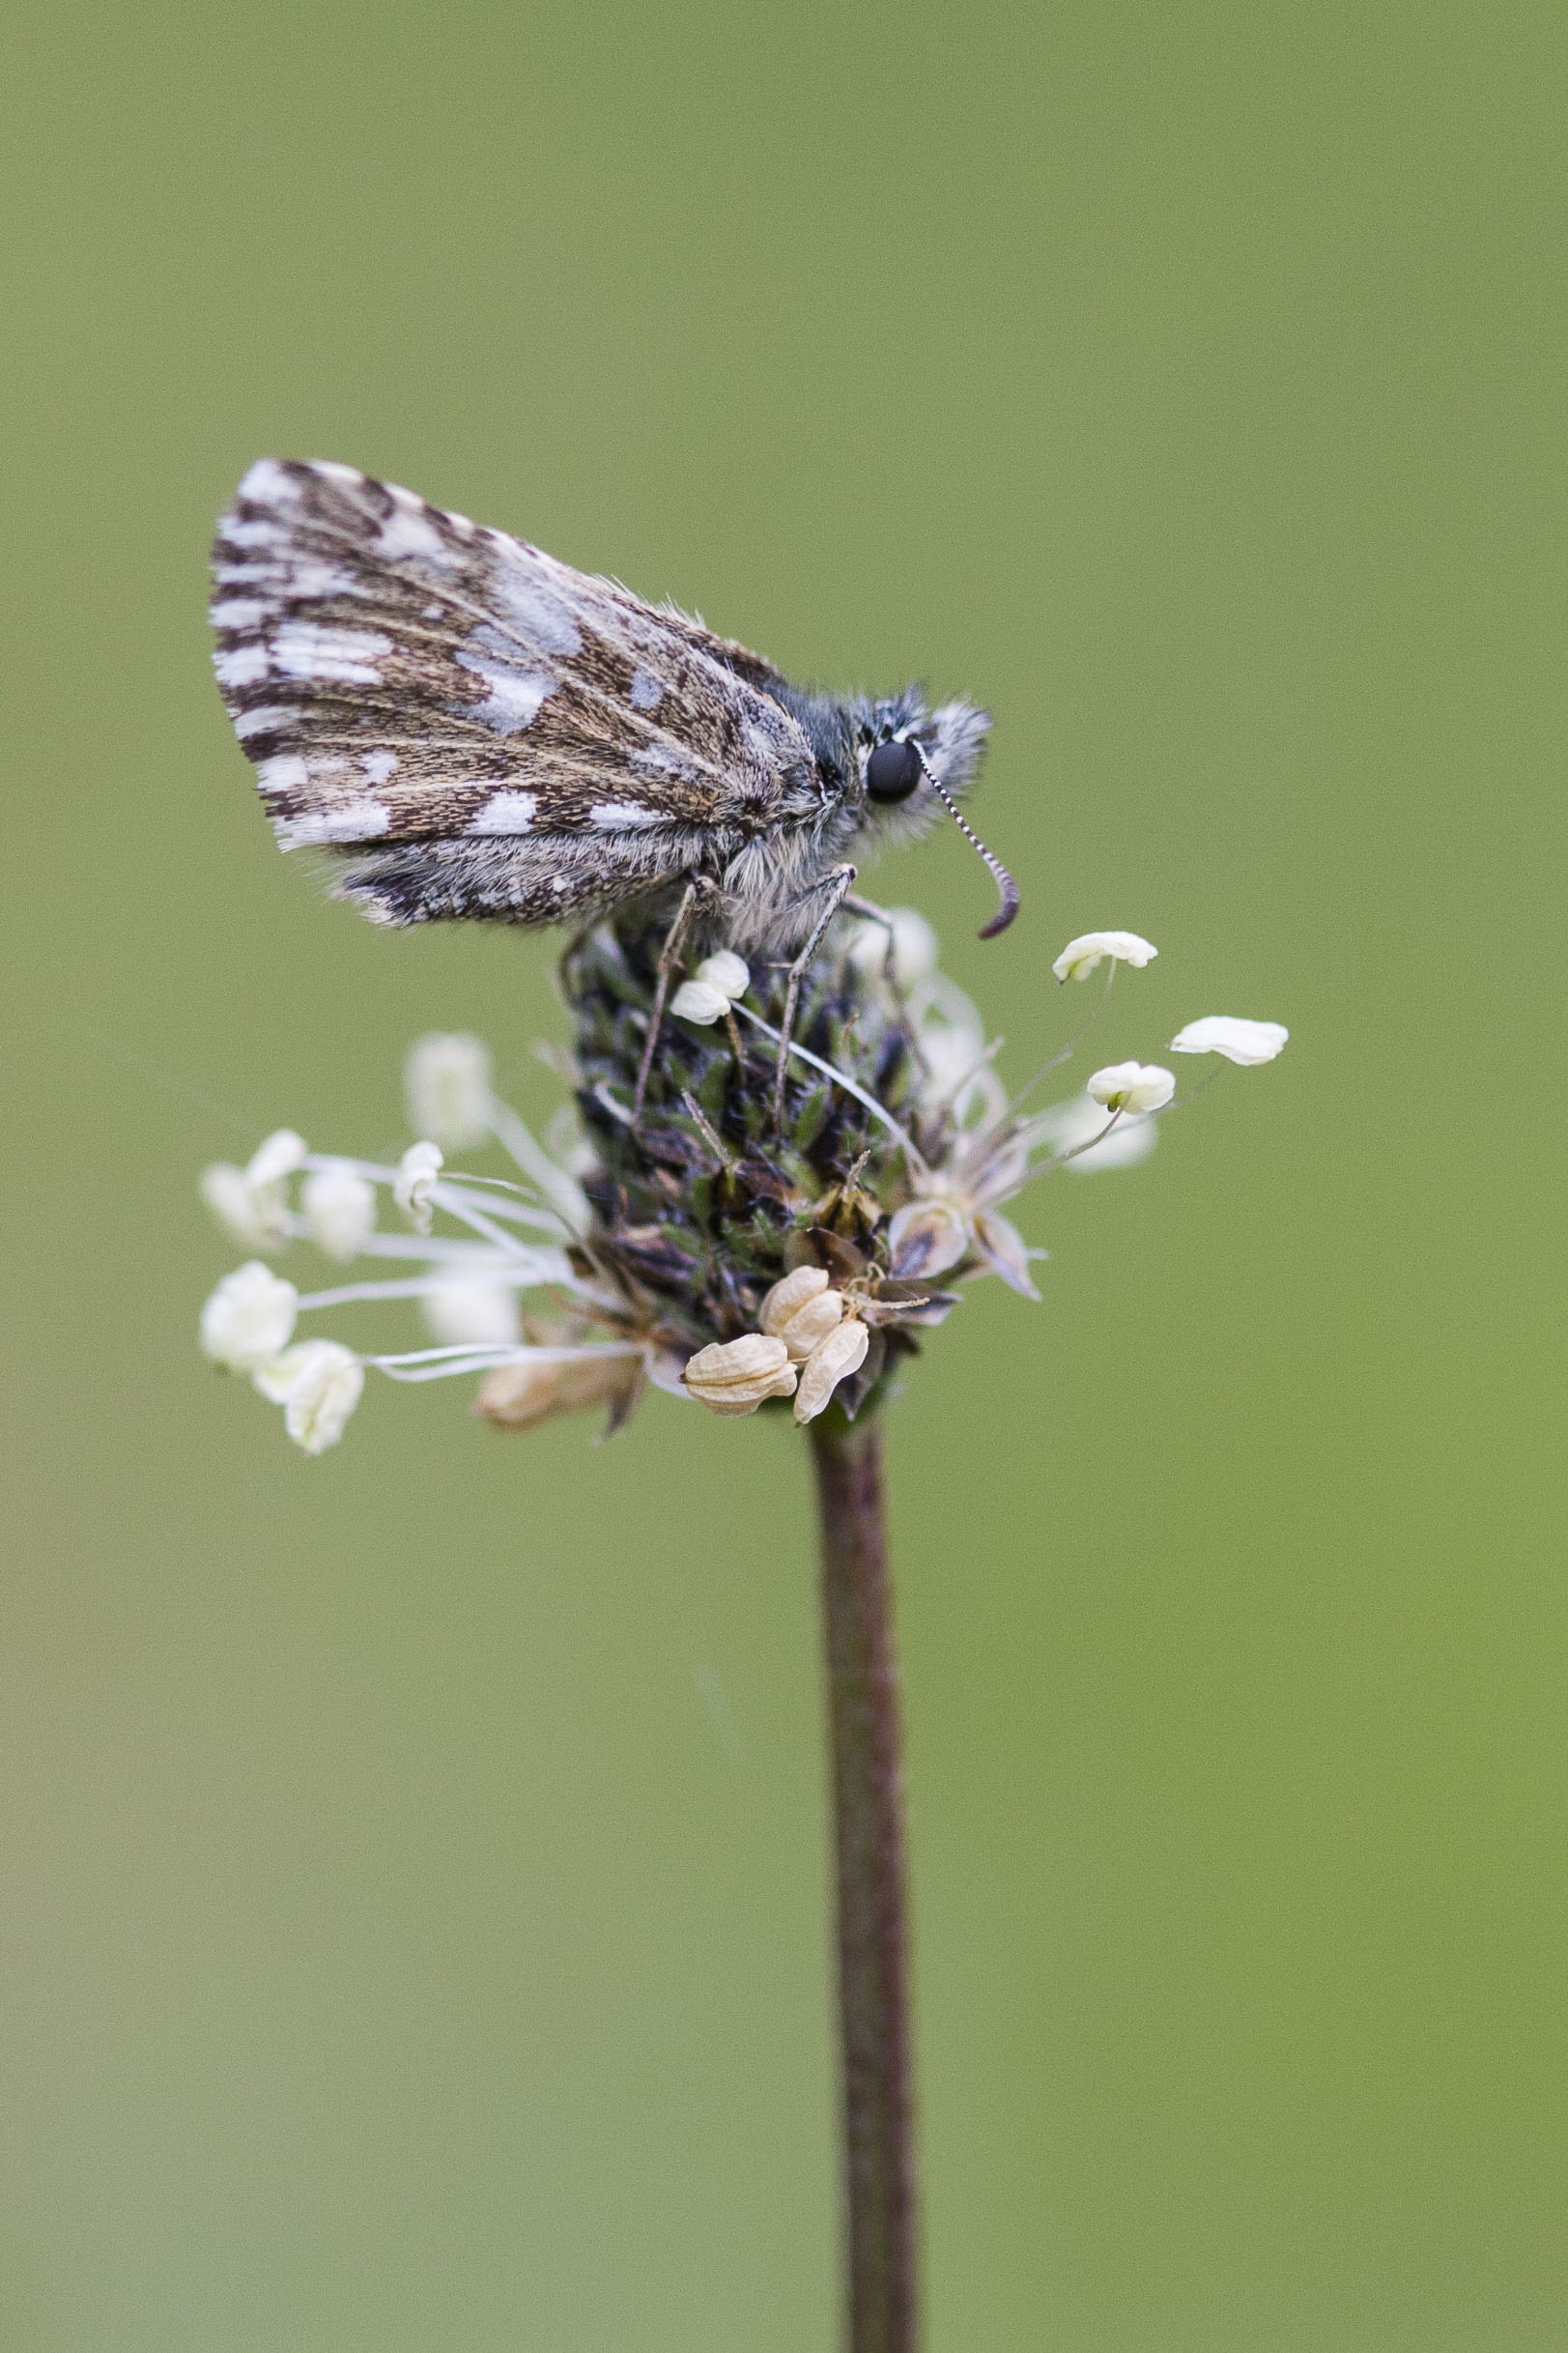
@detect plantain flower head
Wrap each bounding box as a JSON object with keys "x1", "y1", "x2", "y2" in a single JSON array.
[{"x1": 193, "y1": 904, "x2": 1284, "y2": 1452}]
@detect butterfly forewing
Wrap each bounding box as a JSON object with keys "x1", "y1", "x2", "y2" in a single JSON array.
[{"x1": 209, "y1": 460, "x2": 816, "y2": 920}]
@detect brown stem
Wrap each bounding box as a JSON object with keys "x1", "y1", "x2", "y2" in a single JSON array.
[{"x1": 809, "y1": 1412, "x2": 917, "y2": 2353}]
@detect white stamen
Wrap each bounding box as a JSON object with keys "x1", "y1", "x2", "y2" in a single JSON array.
[
  {"x1": 1052, "y1": 930, "x2": 1158, "y2": 984},
  {"x1": 245, "y1": 1129, "x2": 307, "y2": 1189},
  {"x1": 670, "y1": 980, "x2": 727, "y2": 1025},
  {"x1": 1087, "y1": 1061, "x2": 1176, "y2": 1113},
  {"x1": 1023, "y1": 1091, "x2": 1159, "y2": 1172},
  {"x1": 483, "y1": 1099, "x2": 591, "y2": 1235},
  {"x1": 846, "y1": 905, "x2": 940, "y2": 986},
  {"x1": 670, "y1": 952, "x2": 749, "y2": 1024},
  {"x1": 199, "y1": 1162, "x2": 269, "y2": 1249},
  {"x1": 301, "y1": 1162, "x2": 377, "y2": 1260},
  {"x1": 199, "y1": 1129, "x2": 304, "y2": 1250},
  {"x1": 259, "y1": 1339, "x2": 363, "y2": 1453},
  {"x1": 405, "y1": 1033, "x2": 493, "y2": 1148},
  {"x1": 200, "y1": 1262, "x2": 299, "y2": 1369},
  {"x1": 1169, "y1": 1016, "x2": 1289, "y2": 1065},
  {"x1": 698, "y1": 950, "x2": 749, "y2": 1000},
  {"x1": 394, "y1": 1141, "x2": 443, "y2": 1234},
  {"x1": 419, "y1": 1277, "x2": 522, "y2": 1348}
]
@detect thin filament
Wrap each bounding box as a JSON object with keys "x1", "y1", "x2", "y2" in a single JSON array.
[{"x1": 913, "y1": 743, "x2": 1021, "y2": 939}]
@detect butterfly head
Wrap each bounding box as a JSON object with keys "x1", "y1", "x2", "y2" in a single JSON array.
[
  {"x1": 853, "y1": 691, "x2": 1017, "y2": 939},
  {"x1": 856, "y1": 690, "x2": 988, "y2": 818}
]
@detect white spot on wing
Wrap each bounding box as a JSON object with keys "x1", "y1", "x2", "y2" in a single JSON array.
[
  {"x1": 360, "y1": 751, "x2": 399, "y2": 784},
  {"x1": 209, "y1": 597, "x2": 273, "y2": 628},
  {"x1": 234, "y1": 703, "x2": 296, "y2": 739},
  {"x1": 468, "y1": 790, "x2": 538, "y2": 834},
  {"x1": 741, "y1": 718, "x2": 784, "y2": 766},
  {"x1": 239, "y1": 459, "x2": 300, "y2": 505},
  {"x1": 271, "y1": 624, "x2": 391, "y2": 684},
  {"x1": 272, "y1": 799, "x2": 391, "y2": 850},
  {"x1": 588, "y1": 801, "x2": 665, "y2": 829},
  {"x1": 376, "y1": 505, "x2": 454, "y2": 564},
  {"x1": 629, "y1": 746, "x2": 698, "y2": 781},
  {"x1": 287, "y1": 561, "x2": 360, "y2": 599},
  {"x1": 454, "y1": 649, "x2": 553, "y2": 734},
  {"x1": 487, "y1": 538, "x2": 583, "y2": 655},
  {"x1": 221, "y1": 519, "x2": 286, "y2": 551},
  {"x1": 258, "y1": 754, "x2": 309, "y2": 793},
  {"x1": 629, "y1": 667, "x2": 664, "y2": 710},
  {"x1": 310, "y1": 460, "x2": 365, "y2": 488},
  {"x1": 215, "y1": 644, "x2": 270, "y2": 688}
]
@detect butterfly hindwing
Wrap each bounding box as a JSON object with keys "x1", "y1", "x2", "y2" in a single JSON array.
[{"x1": 209, "y1": 460, "x2": 817, "y2": 921}]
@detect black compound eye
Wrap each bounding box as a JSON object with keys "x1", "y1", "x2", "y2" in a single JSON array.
[{"x1": 865, "y1": 738, "x2": 924, "y2": 803}]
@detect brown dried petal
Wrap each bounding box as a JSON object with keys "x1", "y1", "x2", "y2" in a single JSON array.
[
  {"x1": 775, "y1": 1288, "x2": 847, "y2": 1360},
  {"x1": 798, "y1": 1229, "x2": 871, "y2": 1287},
  {"x1": 838, "y1": 1324, "x2": 888, "y2": 1420},
  {"x1": 792, "y1": 1317, "x2": 871, "y2": 1425},
  {"x1": 759, "y1": 1264, "x2": 830, "y2": 1335},
  {"x1": 856, "y1": 1286, "x2": 960, "y2": 1329},
  {"x1": 813, "y1": 1177, "x2": 883, "y2": 1240},
  {"x1": 683, "y1": 1333, "x2": 798, "y2": 1417},
  {"x1": 477, "y1": 1351, "x2": 641, "y2": 1433},
  {"x1": 608, "y1": 1222, "x2": 700, "y2": 1288},
  {"x1": 886, "y1": 1197, "x2": 970, "y2": 1280},
  {"x1": 971, "y1": 1209, "x2": 1041, "y2": 1300}
]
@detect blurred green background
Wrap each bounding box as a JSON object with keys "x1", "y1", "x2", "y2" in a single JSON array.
[{"x1": 1, "y1": 3, "x2": 1563, "y2": 2345}]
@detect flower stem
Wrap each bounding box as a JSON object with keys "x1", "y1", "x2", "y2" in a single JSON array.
[{"x1": 809, "y1": 1411, "x2": 917, "y2": 2353}]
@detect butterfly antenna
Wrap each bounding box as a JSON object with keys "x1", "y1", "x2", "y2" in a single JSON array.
[{"x1": 912, "y1": 743, "x2": 1021, "y2": 939}]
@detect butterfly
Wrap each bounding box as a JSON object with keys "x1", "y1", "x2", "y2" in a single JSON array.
[{"x1": 210, "y1": 458, "x2": 1016, "y2": 1113}]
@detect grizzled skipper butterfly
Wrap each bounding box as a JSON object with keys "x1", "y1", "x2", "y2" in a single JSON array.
[{"x1": 211, "y1": 459, "x2": 1018, "y2": 1115}]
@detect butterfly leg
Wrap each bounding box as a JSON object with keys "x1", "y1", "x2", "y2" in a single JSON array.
[
  {"x1": 772, "y1": 863, "x2": 857, "y2": 1127},
  {"x1": 633, "y1": 877, "x2": 705, "y2": 1126},
  {"x1": 840, "y1": 889, "x2": 930, "y2": 1076},
  {"x1": 841, "y1": 891, "x2": 899, "y2": 989}
]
